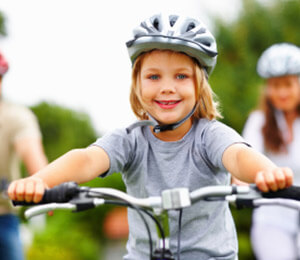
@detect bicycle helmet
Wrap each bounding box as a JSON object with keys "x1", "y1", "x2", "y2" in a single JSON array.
[
  {"x1": 257, "y1": 43, "x2": 300, "y2": 78},
  {"x1": 0, "y1": 51, "x2": 9, "y2": 76},
  {"x1": 126, "y1": 13, "x2": 218, "y2": 76}
]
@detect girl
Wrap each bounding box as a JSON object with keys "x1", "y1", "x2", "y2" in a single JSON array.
[
  {"x1": 8, "y1": 14, "x2": 293, "y2": 260},
  {"x1": 242, "y1": 43, "x2": 300, "y2": 260}
]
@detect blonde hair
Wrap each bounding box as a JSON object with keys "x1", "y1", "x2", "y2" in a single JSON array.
[{"x1": 129, "y1": 51, "x2": 222, "y2": 121}]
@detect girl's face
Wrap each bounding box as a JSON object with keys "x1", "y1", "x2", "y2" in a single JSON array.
[
  {"x1": 267, "y1": 75, "x2": 300, "y2": 112},
  {"x1": 139, "y1": 50, "x2": 196, "y2": 126}
]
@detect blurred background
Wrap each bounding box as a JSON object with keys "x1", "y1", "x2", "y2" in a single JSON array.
[
  {"x1": 1, "y1": 0, "x2": 300, "y2": 259},
  {"x1": 0, "y1": 0, "x2": 244, "y2": 134}
]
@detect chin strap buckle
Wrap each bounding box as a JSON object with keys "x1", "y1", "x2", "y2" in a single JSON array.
[{"x1": 126, "y1": 105, "x2": 197, "y2": 134}]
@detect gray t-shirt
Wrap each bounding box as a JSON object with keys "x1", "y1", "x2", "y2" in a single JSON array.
[{"x1": 93, "y1": 118, "x2": 245, "y2": 260}]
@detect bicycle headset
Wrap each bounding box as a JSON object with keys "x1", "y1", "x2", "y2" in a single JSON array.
[
  {"x1": 257, "y1": 43, "x2": 300, "y2": 79},
  {"x1": 0, "y1": 51, "x2": 9, "y2": 76},
  {"x1": 126, "y1": 13, "x2": 218, "y2": 133}
]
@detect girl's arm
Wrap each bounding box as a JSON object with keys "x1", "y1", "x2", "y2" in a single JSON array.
[
  {"x1": 8, "y1": 146, "x2": 110, "y2": 203},
  {"x1": 223, "y1": 143, "x2": 293, "y2": 192}
]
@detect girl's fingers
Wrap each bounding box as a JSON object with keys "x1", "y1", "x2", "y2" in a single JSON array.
[
  {"x1": 255, "y1": 171, "x2": 269, "y2": 192},
  {"x1": 7, "y1": 181, "x2": 17, "y2": 201},
  {"x1": 15, "y1": 181, "x2": 25, "y2": 201},
  {"x1": 273, "y1": 168, "x2": 286, "y2": 190},
  {"x1": 33, "y1": 180, "x2": 46, "y2": 203},
  {"x1": 255, "y1": 167, "x2": 294, "y2": 192},
  {"x1": 24, "y1": 181, "x2": 35, "y2": 202},
  {"x1": 267, "y1": 167, "x2": 293, "y2": 191},
  {"x1": 264, "y1": 170, "x2": 277, "y2": 191},
  {"x1": 7, "y1": 177, "x2": 47, "y2": 203},
  {"x1": 282, "y1": 167, "x2": 293, "y2": 187}
]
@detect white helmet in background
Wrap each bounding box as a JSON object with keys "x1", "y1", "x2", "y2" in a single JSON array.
[{"x1": 257, "y1": 43, "x2": 300, "y2": 78}]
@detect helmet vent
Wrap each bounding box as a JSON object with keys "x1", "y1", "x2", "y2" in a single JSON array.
[
  {"x1": 169, "y1": 15, "x2": 179, "y2": 27},
  {"x1": 153, "y1": 18, "x2": 160, "y2": 31},
  {"x1": 186, "y1": 23, "x2": 196, "y2": 32},
  {"x1": 203, "y1": 41, "x2": 211, "y2": 47}
]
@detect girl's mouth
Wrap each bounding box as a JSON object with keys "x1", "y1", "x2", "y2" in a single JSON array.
[{"x1": 155, "y1": 100, "x2": 181, "y2": 109}]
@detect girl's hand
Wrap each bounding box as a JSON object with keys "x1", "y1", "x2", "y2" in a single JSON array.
[
  {"x1": 7, "y1": 176, "x2": 48, "y2": 203},
  {"x1": 255, "y1": 167, "x2": 293, "y2": 192}
]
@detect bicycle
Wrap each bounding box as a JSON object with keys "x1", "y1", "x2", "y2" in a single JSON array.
[{"x1": 12, "y1": 182, "x2": 300, "y2": 260}]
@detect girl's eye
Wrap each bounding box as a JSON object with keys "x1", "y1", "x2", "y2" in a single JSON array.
[
  {"x1": 176, "y1": 74, "x2": 187, "y2": 79},
  {"x1": 149, "y1": 75, "x2": 159, "y2": 80}
]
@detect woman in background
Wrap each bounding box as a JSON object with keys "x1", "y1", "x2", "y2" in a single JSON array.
[{"x1": 242, "y1": 43, "x2": 300, "y2": 260}]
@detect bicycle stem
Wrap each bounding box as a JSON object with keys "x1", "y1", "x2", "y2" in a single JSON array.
[{"x1": 151, "y1": 208, "x2": 174, "y2": 259}]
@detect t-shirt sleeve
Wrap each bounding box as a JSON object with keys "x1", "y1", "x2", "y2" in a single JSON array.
[
  {"x1": 92, "y1": 128, "x2": 134, "y2": 176},
  {"x1": 201, "y1": 120, "x2": 247, "y2": 171},
  {"x1": 10, "y1": 106, "x2": 42, "y2": 143}
]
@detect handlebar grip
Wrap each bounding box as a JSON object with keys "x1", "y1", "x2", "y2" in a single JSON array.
[
  {"x1": 12, "y1": 182, "x2": 81, "y2": 206},
  {"x1": 234, "y1": 185, "x2": 300, "y2": 209},
  {"x1": 262, "y1": 185, "x2": 300, "y2": 201}
]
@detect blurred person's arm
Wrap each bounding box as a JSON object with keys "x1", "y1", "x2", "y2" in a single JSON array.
[
  {"x1": 14, "y1": 137, "x2": 48, "y2": 175},
  {"x1": 10, "y1": 104, "x2": 48, "y2": 175}
]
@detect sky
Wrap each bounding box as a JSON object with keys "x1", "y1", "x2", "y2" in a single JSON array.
[{"x1": 0, "y1": 0, "x2": 244, "y2": 134}]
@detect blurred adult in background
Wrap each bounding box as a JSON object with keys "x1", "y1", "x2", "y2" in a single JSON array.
[
  {"x1": 0, "y1": 50, "x2": 48, "y2": 260},
  {"x1": 242, "y1": 43, "x2": 300, "y2": 260}
]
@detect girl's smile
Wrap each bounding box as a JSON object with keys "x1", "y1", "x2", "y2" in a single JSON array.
[{"x1": 154, "y1": 99, "x2": 181, "y2": 109}]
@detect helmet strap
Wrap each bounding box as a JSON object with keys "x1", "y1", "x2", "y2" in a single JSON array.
[
  {"x1": 151, "y1": 104, "x2": 197, "y2": 133},
  {"x1": 126, "y1": 105, "x2": 197, "y2": 134}
]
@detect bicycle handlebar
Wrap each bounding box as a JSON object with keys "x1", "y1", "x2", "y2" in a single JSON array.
[
  {"x1": 12, "y1": 182, "x2": 82, "y2": 206},
  {"x1": 12, "y1": 183, "x2": 250, "y2": 218},
  {"x1": 11, "y1": 182, "x2": 300, "y2": 219},
  {"x1": 232, "y1": 184, "x2": 300, "y2": 209},
  {"x1": 12, "y1": 183, "x2": 249, "y2": 206}
]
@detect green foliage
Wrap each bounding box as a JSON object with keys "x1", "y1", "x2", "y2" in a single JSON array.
[
  {"x1": 31, "y1": 102, "x2": 98, "y2": 161},
  {"x1": 0, "y1": 10, "x2": 7, "y2": 37},
  {"x1": 27, "y1": 212, "x2": 101, "y2": 260}
]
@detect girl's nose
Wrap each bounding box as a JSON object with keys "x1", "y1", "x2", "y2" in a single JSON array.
[
  {"x1": 160, "y1": 79, "x2": 176, "y2": 94},
  {"x1": 277, "y1": 86, "x2": 289, "y2": 97}
]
